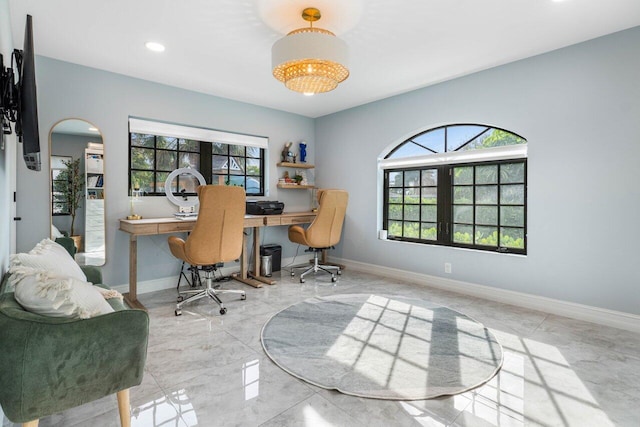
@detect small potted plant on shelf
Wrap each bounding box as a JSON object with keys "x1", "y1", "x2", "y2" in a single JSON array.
[{"x1": 294, "y1": 174, "x2": 304, "y2": 185}]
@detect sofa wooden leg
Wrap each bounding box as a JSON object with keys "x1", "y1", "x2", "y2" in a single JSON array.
[
  {"x1": 22, "y1": 421, "x2": 39, "y2": 427},
  {"x1": 117, "y1": 389, "x2": 131, "y2": 427}
]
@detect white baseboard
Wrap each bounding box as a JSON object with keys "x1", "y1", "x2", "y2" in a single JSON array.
[
  {"x1": 112, "y1": 276, "x2": 179, "y2": 296},
  {"x1": 112, "y1": 255, "x2": 312, "y2": 296},
  {"x1": 333, "y1": 257, "x2": 640, "y2": 333},
  {"x1": 115, "y1": 254, "x2": 639, "y2": 332}
]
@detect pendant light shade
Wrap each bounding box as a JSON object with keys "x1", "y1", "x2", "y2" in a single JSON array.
[{"x1": 272, "y1": 8, "x2": 349, "y2": 94}]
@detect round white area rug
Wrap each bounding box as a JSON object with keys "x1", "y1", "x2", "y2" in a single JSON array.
[{"x1": 261, "y1": 294, "x2": 503, "y2": 400}]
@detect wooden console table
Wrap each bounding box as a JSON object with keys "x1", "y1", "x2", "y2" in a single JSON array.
[{"x1": 119, "y1": 211, "x2": 316, "y2": 310}]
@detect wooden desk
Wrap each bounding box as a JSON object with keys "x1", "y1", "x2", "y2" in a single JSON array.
[{"x1": 119, "y1": 211, "x2": 316, "y2": 310}]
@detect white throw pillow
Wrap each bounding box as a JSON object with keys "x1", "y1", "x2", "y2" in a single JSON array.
[
  {"x1": 9, "y1": 238, "x2": 87, "y2": 284},
  {"x1": 13, "y1": 272, "x2": 114, "y2": 319},
  {"x1": 51, "y1": 224, "x2": 64, "y2": 238}
]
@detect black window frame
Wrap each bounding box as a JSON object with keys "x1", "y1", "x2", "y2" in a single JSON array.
[
  {"x1": 383, "y1": 159, "x2": 527, "y2": 254},
  {"x1": 210, "y1": 142, "x2": 264, "y2": 195},
  {"x1": 128, "y1": 133, "x2": 265, "y2": 197},
  {"x1": 386, "y1": 123, "x2": 526, "y2": 158},
  {"x1": 382, "y1": 124, "x2": 527, "y2": 255}
]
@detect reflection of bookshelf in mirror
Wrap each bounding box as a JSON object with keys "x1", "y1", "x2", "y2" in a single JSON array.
[{"x1": 85, "y1": 146, "x2": 105, "y2": 254}]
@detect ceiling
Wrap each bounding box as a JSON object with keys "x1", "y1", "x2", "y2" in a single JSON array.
[
  {"x1": 51, "y1": 119, "x2": 102, "y2": 137},
  {"x1": 8, "y1": 0, "x2": 640, "y2": 118}
]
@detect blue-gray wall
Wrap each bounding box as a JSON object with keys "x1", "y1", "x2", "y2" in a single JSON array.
[
  {"x1": 0, "y1": 0, "x2": 14, "y2": 276},
  {"x1": 12, "y1": 26, "x2": 640, "y2": 315},
  {"x1": 16, "y1": 57, "x2": 315, "y2": 285},
  {"x1": 0, "y1": 133, "x2": 9, "y2": 278},
  {"x1": 315, "y1": 27, "x2": 640, "y2": 315}
]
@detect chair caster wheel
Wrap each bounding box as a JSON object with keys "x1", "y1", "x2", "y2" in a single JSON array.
[
  {"x1": 331, "y1": 276, "x2": 337, "y2": 282},
  {"x1": 241, "y1": 294, "x2": 246, "y2": 300},
  {"x1": 291, "y1": 271, "x2": 295, "y2": 277},
  {"x1": 220, "y1": 307, "x2": 227, "y2": 315},
  {"x1": 177, "y1": 296, "x2": 184, "y2": 302},
  {"x1": 337, "y1": 270, "x2": 342, "y2": 275},
  {"x1": 300, "y1": 278, "x2": 305, "y2": 283},
  {"x1": 175, "y1": 309, "x2": 182, "y2": 316}
]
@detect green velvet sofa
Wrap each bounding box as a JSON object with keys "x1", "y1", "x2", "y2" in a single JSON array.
[{"x1": 0, "y1": 263, "x2": 149, "y2": 426}]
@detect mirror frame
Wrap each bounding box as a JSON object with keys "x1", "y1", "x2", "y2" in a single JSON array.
[{"x1": 48, "y1": 118, "x2": 106, "y2": 266}]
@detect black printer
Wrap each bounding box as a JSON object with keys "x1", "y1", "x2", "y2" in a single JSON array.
[{"x1": 246, "y1": 200, "x2": 285, "y2": 215}]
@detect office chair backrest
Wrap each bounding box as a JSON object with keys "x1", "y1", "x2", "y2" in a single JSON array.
[
  {"x1": 305, "y1": 189, "x2": 349, "y2": 248},
  {"x1": 184, "y1": 185, "x2": 245, "y2": 266}
]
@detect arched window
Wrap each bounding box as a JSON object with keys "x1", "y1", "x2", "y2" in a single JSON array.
[{"x1": 380, "y1": 124, "x2": 527, "y2": 254}]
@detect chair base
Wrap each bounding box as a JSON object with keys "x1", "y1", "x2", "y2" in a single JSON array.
[
  {"x1": 176, "y1": 261, "x2": 201, "y2": 290},
  {"x1": 175, "y1": 266, "x2": 246, "y2": 316},
  {"x1": 176, "y1": 262, "x2": 229, "y2": 291},
  {"x1": 290, "y1": 249, "x2": 341, "y2": 283}
]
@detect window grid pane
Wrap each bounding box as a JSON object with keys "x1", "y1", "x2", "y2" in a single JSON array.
[
  {"x1": 131, "y1": 134, "x2": 154, "y2": 148},
  {"x1": 156, "y1": 150, "x2": 177, "y2": 171},
  {"x1": 452, "y1": 161, "x2": 525, "y2": 250},
  {"x1": 383, "y1": 124, "x2": 526, "y2": 254},
  {"x1": 179, "y1": 139, "x2": 200, "y2": 152},
  {"x1": 475, "y1": 226, "x2": 498, "y2": 247},
  {"x1": 403, "y1": 222, "x2": 420, "y2": 239},
  {"x1": 453, "y1": 224, "x2": 473, "y2": 244},
  {"x1": 131, "y1": 147, "x2": 154, "y2": 170},
  {"x1": 211, "y1": 150, "x2": 264, "y2": 195},
  {"x1": 388, "y1": 171, "x2": 403, "y2": 187},
  {"x1": 179, "y1": 153, "x2": 199, "y2": 169},
  {"x1": 404, "y1": 187, "x2": 420, "y2": 204},
  {"x1": 129, "y1": 133, "x2": 265, "y2": 196},
  {"x1": 388, "y1": 220, "x2": 403, "y2": 237},
  {"x1": 421, "y1": 223, "x2": 437, "y2": 241},
  {"x1": 388, "y1": 204, "x2": 403, "y2": 220},
  {"x1": 405, "y1": 170, "x2": 420, "y2": 187},
  {"x1": 384, "y1": 167, "x2": 438, "y2": 242}
]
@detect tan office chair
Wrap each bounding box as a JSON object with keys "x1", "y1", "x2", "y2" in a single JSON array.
[
  {"x1": 168, "y1": 185, "x2": 246, "y2": 316},
  {"x1": 288, "y1": 189, "x2": 348, "y2": 283}
]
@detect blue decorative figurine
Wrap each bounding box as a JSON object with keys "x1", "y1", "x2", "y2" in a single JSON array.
[{"x1": 299, "y1": 142, "x2": 307, "y2": 163}]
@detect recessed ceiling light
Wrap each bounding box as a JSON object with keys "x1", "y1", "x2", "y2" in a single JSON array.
[{"x1": 145, "y1": 41, "x2": 165, "y2": 52}]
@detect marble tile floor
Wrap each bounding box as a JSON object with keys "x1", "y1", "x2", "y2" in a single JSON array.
[{"x1": 3, "y1": 270, "x2": 640, "y2": 427}]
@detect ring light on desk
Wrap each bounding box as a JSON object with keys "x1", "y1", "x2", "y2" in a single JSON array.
[{"x1": 164, "y1": 168, "x2": 206, "y2": 208}]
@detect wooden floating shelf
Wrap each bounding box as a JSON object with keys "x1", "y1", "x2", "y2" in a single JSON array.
[
  {"x1": 277, "y1": 162, "x2": 314, "y2": 169},
  {"x1": 277, "y1": 183, "x2": 315, "y2": 189}
]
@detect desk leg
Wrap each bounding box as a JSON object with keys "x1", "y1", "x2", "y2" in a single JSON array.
[
  {"x1": 123, "y1": 235, "x2": 146, "y2": 310},
  {"x1": 233, "y1": 229, "x2": 263, "y2": 288},
  {"x1": 241, "y1": 231, "x2": 249, "y2": 280},
  {"x1": 253, "y1": 227, "x2": 261, "y2": 277}
]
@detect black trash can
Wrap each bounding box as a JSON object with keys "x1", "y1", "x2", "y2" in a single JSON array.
[{"x1": 260, "y1": 244, "x2": 282, "y2": 272}]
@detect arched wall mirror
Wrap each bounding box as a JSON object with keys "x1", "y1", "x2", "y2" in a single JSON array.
[{"x1": 49, "y1": 119, "x2": 106, "y2": 266}]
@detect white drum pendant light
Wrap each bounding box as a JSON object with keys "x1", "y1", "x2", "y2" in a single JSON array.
[{"x1": 272, "y1": 7, "x2": 349, "y2": 95}]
